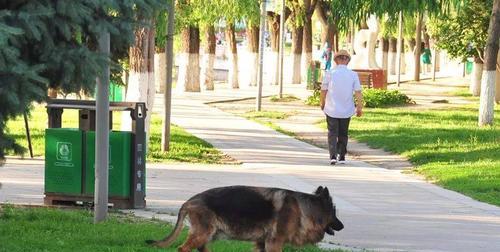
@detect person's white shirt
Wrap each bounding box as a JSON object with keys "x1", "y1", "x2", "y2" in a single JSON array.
[{"x1": 321, "y1": 65, "x2": 362, "y2": 118}]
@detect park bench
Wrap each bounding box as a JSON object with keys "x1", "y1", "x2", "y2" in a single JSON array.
[{"x1": 355, "y1": 71, "x2": 373, "y2": 89}]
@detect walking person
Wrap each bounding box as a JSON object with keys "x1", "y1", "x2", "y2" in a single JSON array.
[
  {"x1": 421, "y1": 42, "x2": 432, "y2": 74},
  {"x1": 321, "y1": 43, "x2": 333, "y2": 70},
  {"x1": 320, "y1": 50, "x2": 363, "y2": 165}
]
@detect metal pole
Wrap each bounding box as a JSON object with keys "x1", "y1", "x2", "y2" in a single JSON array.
[
  {"x1": 162, "y1": 0, "x2": 175, "y2": 152},
  {"x1": 396, "y1": 11, "x2": 403, "y2": 87},
  {"x1": 23, "y1": 112, "x2": 33, "y2": 158},
  {"x1": 94, "y1": 31, "x2": 110, "y2": 223},
  {"x1": 278, "y1": 0, "x2": 286, "y2": 98},
  {"x1": 256, "y1": 0, "x2": 267, "y2": 111}
]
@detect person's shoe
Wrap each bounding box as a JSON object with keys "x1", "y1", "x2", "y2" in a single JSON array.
[
  {"x1": 330, "y1": 158, "x2": 337, "y2": 165},
  {"x1": 338, "y1": 155, "x2": 346, "y2": 164}
]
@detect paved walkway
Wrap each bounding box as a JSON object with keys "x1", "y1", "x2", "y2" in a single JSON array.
[{"x1": 1, "y1": 81, "x2": 500, "y2": 251}]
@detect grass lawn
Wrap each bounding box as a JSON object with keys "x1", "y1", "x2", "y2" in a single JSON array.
[
  {"x1": 0, "y1": 206, "x2": 345, "y2": 252},
  {"x1": 242, "y1": 110, "x2": 297, "y2": 137},
  {"x1": 318, "y1": 105, "x2": 500, "y2": 206},
  {"x1": 5, "y1": 105, "x2": 228, "y2": 164},
  {"x1": 270, "y1": 95, "x2": 300, "y2": 103}
]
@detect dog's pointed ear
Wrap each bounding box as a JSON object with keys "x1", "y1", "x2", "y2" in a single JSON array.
[
  {"x1": 321, "y1": 187, "x2": 330, "y2": 198},
  {"x1": 315, "y1": 186, "x2": 324, "y2": 195}
]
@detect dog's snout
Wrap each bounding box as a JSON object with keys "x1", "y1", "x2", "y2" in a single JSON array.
[{"x1": 332, "y1": 217, "x2": 344, "y2": 231}]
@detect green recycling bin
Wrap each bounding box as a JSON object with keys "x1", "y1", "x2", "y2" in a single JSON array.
[
  {"x1": 84, "y1": 131, "x2": 132, "y2": 197},
  {"x1": 110, "y1": 82, "x2": 123, "y2": 102},
  {"x1": 307, "y1": 61, "x2": 321, "y2": 90},
  {"x1": 45, "y1": 128, "x2": 83, "y2": 195}
]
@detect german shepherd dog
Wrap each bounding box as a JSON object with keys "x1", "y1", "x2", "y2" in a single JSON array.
[{"x1": 146, "y1": 185, "x2": 344, "y2": 252}]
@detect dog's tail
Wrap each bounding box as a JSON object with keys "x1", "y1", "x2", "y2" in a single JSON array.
[{"x1": 146, "y1": 206, "x2": 187, "y2": 248}]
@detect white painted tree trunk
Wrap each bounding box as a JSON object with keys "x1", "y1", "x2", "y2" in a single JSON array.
[
  {"x1": 248, "y1": 52, "x2": 258, "y2": 86},
  {"x1": 177, "y1": 53, "x2": 200, "y2": 92},
  {"x1": 496, "y1": 52, "x2": 500, "y2": 104},
  {"x1": 434, "y1": 49, "x2": 441, "y2": 72},
  {"x1": 146, "y1": 70, "x2": 155, "y2": 135},
  {"x1": 270, "y1": 51, "x2": 279, "y2": 85},
  {"x1": 301, "y1": 52, "x2": 312, "y2": 82},
  {"x1": 470, "y1": 62, "x2": 483, "y2": 96},
  {"x1": 201, "y1": 53, "x2": 215, "y2": 90},
  {"x1": 228, "y1": 53, "x2": 239, "y2": 89},
  {"x1": 292, "y1": 54, "x2": 302, "y2": 84},
  {"x1": 388, "y1": 50, "x2": 396, "y2": 75},
  {"x1": 478, "y1": 70, "x2": 496, "y2": 125},
  {"x1": 122, "y1": 71, "x2": 155, "y2": 136},
  {"x1": 382, "y1": 51, "x2": 388, "y2": 71},
  {"x1": 154, "y1": 52, "x2": 166, "y2": 94}
]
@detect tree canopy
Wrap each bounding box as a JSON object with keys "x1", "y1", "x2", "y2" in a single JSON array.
[
  {"x1": 428, "y1": 0, "x2": 492, "y2": 61},
  {"x1": 0, "y1": 0, "x2": 161, "y2": 161}
]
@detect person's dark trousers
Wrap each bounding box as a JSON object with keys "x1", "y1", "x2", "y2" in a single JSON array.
[{"x1": 326, "y1": 115, "x2": 351, "y2": 160}]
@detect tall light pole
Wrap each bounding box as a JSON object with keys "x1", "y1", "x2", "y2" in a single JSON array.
[
  {"x1": 256, "y1": 0, "x2": 267, "y2": 111},
  {"x1": 94, "y1": 31, "x2": 110, "y2": 223},
  {"x1": 278, "y1": 0, "x2": 286, "y2": 98},
  {"x1": 162, "y1": 0, "x2": 175, "y2": 151}
]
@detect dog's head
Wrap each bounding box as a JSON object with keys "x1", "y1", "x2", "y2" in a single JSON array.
[{"x1": 314, "y1": 186, "x2": 344, "y2": 235}]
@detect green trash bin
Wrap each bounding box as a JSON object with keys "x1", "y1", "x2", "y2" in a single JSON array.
[
  {"x1": 84, "y1": 131, "x2": 132, "y2": 197},
  {"x1": 109, "y1": 82, "x2": 124, "y2": 102},
  {"x1": 307, "y1": 61, "x2": 321, "y2": 90},
  {"x1": 45, "y1": 128, "x2": 84, "y2": 195},
  {"x1": 465, "y1": 60, "x2": 473, "y2": 75}
]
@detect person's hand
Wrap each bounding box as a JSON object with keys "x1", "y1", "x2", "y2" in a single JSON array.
[
  {"x1": 320, "y1": 102, "x2": 325, "y2": 111},
  {"x1": 356, "y1": 107, "x2": 363, "y2": 117}
]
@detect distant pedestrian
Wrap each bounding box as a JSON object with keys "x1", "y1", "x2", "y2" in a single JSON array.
[
  {"x1": 421, "y1": 42, "x2": 432, "y2": 74},
  {"x1": 320, "y1": 50, "x2": 363, "y2": 165},
  {"x1": 321, "y1": 43, "x2": 333, "y2": 70}
]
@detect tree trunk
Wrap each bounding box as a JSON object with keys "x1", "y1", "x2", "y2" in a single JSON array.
[
  {"x1": 496, "y1": 51, "x2": 500, "y2": 104},
  {"x1": 48, "y1": 88, "x2": 58, "y2": 98},
  {"x1": 226, "y1": 24, "x2": 239, "y2": 89},
  {"x1": 380, "y1": 38, "x2": 389, "y2": 71},
  {"x1": 154, "y1": 51, "x2": 166, "y2": 93},
  {"x1": 405, "y1": 38, "x2": 415, "y2": 75},
  {"x1": 479, "y1": 0, "x2": 500, "y2": 126},
  {"x1": 268, "y1": 13, "x2": 280, "y2": 85},
  {"x1": 123, "y1": 21, "x2": 156, "y2": 138},
  {"x1": 202, "y1": 26, "x2": 216, "y2": 90},
  {"x1": 316, "y1": 1, "x2": 335, "y2": 49},
  {"x1": 178, "y1": 26, "x2": 200, "y2": 92},
  {"x1": 400, "y1": 38, "x2": 406, "y2": 74},
  {"x1": 247, "y1": 24, "x2": 259, "y2": 86},
  {"x1": 302, "y1": 0, "x2": 317, "y2": 83},
  {"x1": 291, "y1": 26, "x2": 303, "y2": 84},
  {"x1": 302, "y1": 17, "x2": 313, "y2": 83},
  {"x1": 414, "y1": 12, "x2": 423, "y2": 81},
  {"x1": 471, "y1": 56, "x2": 483, "y2": 96},
  {"x1": 388, "y1": 37, "x2": 397, "y2": 75}
]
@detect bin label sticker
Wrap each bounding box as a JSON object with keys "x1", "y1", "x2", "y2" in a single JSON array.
[
  {"x1": 57, "y1": 142, "x2": 72, "y2": 162},
  {"x1": 55, "y1": 142, "x2": 74, "y2": 167}
]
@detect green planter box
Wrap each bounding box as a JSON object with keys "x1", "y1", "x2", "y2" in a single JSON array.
[
  {"x1": 84, "y1": 131, "x2": 132, "y2": 197},
  {"x1": 45, "y1": 128, "x2": 83, "y2": 195}
]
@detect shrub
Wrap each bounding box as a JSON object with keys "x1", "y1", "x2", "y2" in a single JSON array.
[
  {"x1": 305, "y1": 90, "x2": 321, "y2": 106},
  {"x1": 304, "y1": 89, "x2": 413, "y2": 108},
  {"x1": 363, "y1": 89, "x2": 413, "y2": 108}
]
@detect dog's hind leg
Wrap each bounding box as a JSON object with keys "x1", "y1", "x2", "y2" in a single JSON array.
[
  {"x1": 179, "y1": 209, "x2": 216, "y2": 252},
  {"x1": 178, "y1": 233, "x2": 212, "y2": 252},
  {"x1": 253, "y1": 241, "x2": 265, "y2": 252},
  {"x1": 197, "y1": 245, "x2": 210, "y2": 252}
]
